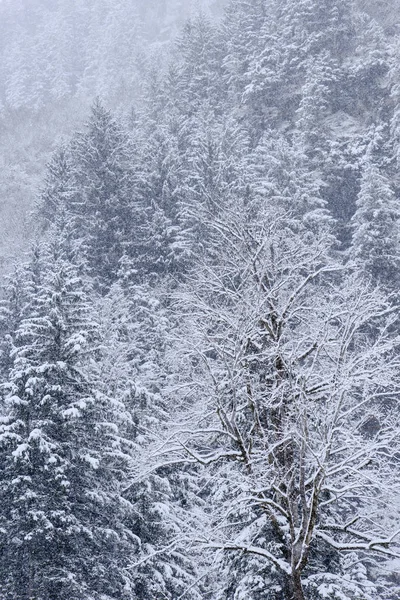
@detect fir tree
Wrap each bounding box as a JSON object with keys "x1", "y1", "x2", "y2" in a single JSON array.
[
  {"x1": 0, "y1": 229, "x2": 134, "y2": 600},
  {"x1": 174, "y1": 12, "x2": 224, "y2": 116},
  {"x1": 70, "y1": 100, "x2": 143, "y2": 288},
  {"x1": 139, "y1": 124, "x2": 191, "y2": 277},
  {"x1": 351, "y1": 155, "x2": 400, "y2": 292},
  {"x1": 0, "y1": 265, "x2": 26, "y2": 386},
  {"x1": 295, "y1": 53, "x2": 336, "y2": 165},
  {"x1": 38, "y1": 143, "x2": 77, "y2": 230},
  {"x1": 248, "y1": 130, "x2": 332, "y2": 231},
  {"x1": 96, "y1": 263, "x2": 203, "y2": 600}
]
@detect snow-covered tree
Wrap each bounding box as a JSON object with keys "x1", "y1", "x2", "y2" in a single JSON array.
[
  {"x1": 0, "y1": 265, "x2": 27, "y2": 386},
  {"x1": 248, "y1": 130, "x2": 332, "y2": 231},
  {"x1": 173, "y1": 13, "x2": 224, "y2": 116},
  {"x1": 138, "y1": 124, "x2": 191, "y2": 277},
  {"x1": 1, "y1": 1, "x2": 400, "y2": 599},
  {"x1": 0, "y1": 230, "x2": 135, "y2": 600},
  {"x1": 38, "y1": 143, "x2": 77, "y2": 230},
  {"x1": 351, "y1": 155, "x2": 400, "y2": 292},
  {"x1": 68, "y1": 100, "x2": 143, "y2": 287},
  {"x1": 94, "y1": 262, "x2": 204, "y2": 599},
  {"x1": 295, "y1": 53, "x2": 336, "y2": 165},
  {"x1": 161, "y1": 190, "x2": 400, "y2": 600}
]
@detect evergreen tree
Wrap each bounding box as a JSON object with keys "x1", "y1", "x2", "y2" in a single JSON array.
[
  {"x1": 69, "y1": 100, "x2": 143, "y2": 288},
  {"x1": 126, "y1": 469, "x2": 203, "y2": 600},
  {"x1": 174, "y1": 13, "x2": 224, "y2": 116},
  {"x1": 295, "y1": 53, "x2": 336, "y2": 165},
  {"x1": 139, "y1": 124, "x2": 191, "y2": 277},
  {"x1": 389, "y1": 35, "x2": 400, "y2": 175},
  {"x1": 79, "y1": 0, "x2": 145, "y2": 106},
  {"x1": 248, "y1": 130, "x2": 332, "y2": 231},
  {"x1": 222, "y1": 0, "x2": 274, "y2": 137},
  {"x1": 278, "y1": 0, "x2": 354, "y2": 67},
  {"x1": 351, "y1": 155, "x2": 400, "y2": 292},
  {"x1": 342, "y1": 11, "x2": 389, "y2": 117},
  {"x1": 38, "y1": 144, "x2": 77, "y2": 230},
  {"x1": 0, "y1": 265, "x2": 26, "y2": 386},
  {"x1": 0, "y1": 230, "x2": 134, "y2": 599},
  {"x1": 95, "y1": 264, "x2": 203, "y2": 600}
]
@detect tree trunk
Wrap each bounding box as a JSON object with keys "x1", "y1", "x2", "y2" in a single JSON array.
[{"x1": 291, "y1": 571, "x2": 306, "y2": 600}]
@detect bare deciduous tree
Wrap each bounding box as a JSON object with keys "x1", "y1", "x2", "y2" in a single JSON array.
[{"x1": 158, "y1": 200, "x2": 400, "y2": 599}]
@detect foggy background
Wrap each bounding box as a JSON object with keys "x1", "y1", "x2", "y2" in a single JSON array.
[{"x1": 0, "y1": 0, "x2": 225, "y2": 273}]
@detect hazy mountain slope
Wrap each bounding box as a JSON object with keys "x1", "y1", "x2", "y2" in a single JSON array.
[{"x1": 0, "y1": 0, "x2": 226, "y2": 273}]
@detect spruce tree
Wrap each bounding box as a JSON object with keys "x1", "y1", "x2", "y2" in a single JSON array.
[
  {"x1": 139, "y1": 125, "x2": 191, "y2": 277},
  {"x1": 38, "y1": 144, "x2": 77, "y2": 230},
  {"x1": 0, "y1": 265, "x2": 27, "y2": 386},
  {"x1": 351, "y1": 156, "x2": 400, "y2": 292},
  {"x1": 0, "y1": 228, "x2": 134, "y2": 600},
  {"x1": 71, "y1": 100, "x2": 142, "y2": 288},
  {"x1": 295, "y1": 53, "x2": 335, "y2": 165},
  {"x1": 174, "y1": 13, "x2": 224, "y2": 116},
  {"x1": 96, "y1": 263, "x2": 203, "y2": 600}
]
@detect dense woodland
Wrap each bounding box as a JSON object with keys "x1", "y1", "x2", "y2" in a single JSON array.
[{"x1": 0, "y1": 0, "x2": 400, "y2": 598}]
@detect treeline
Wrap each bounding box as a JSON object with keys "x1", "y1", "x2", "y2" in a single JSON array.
[
  {"x1": 0, "y1": 0, "x2": 224, "y2": 272},
  {"x1": 0, "y1": 0, "x2": 400, "y2": 599},
  {"x1": 0, "y1": 0, "x2": 224, "y2": 113}
]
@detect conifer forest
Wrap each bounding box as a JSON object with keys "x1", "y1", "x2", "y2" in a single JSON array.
[{"x1": 1, "y1": 0, "x2": 400, "y2": 598}]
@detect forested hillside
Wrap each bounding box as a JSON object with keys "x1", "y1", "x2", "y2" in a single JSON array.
[
  {"x1": 0, "y1": 0, "x2": 225, "y2": 271},
  {"x1": 0, "y1": 0, "x2": 400, "y2": 599}
]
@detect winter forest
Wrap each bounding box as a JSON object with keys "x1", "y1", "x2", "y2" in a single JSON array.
[{"x1": 0, "y1": 0, "x2": 400, "y2": 598}]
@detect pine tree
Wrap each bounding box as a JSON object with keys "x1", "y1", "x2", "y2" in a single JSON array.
[
  {"x1": 0, "y1": 228, "x2": 134, "y2": 600},
  {"x1": 38, "y1": 143, "x2": 77, "y2": 230},
  {"x1": 351, "y1": 155, "x2": 400, "y2": 292},
  {"x1": 295, "y1": 53, "x2": 336, "y2": 165},
  {"x1": 69, "y1": 100, "x2": 143, "y2": 288},
  {"x1": 174, "y1": 13, "x2": 224, "y2": 116},
  {"x1": 95, "y1": 263, "x2": 203, "y2": 600}
]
